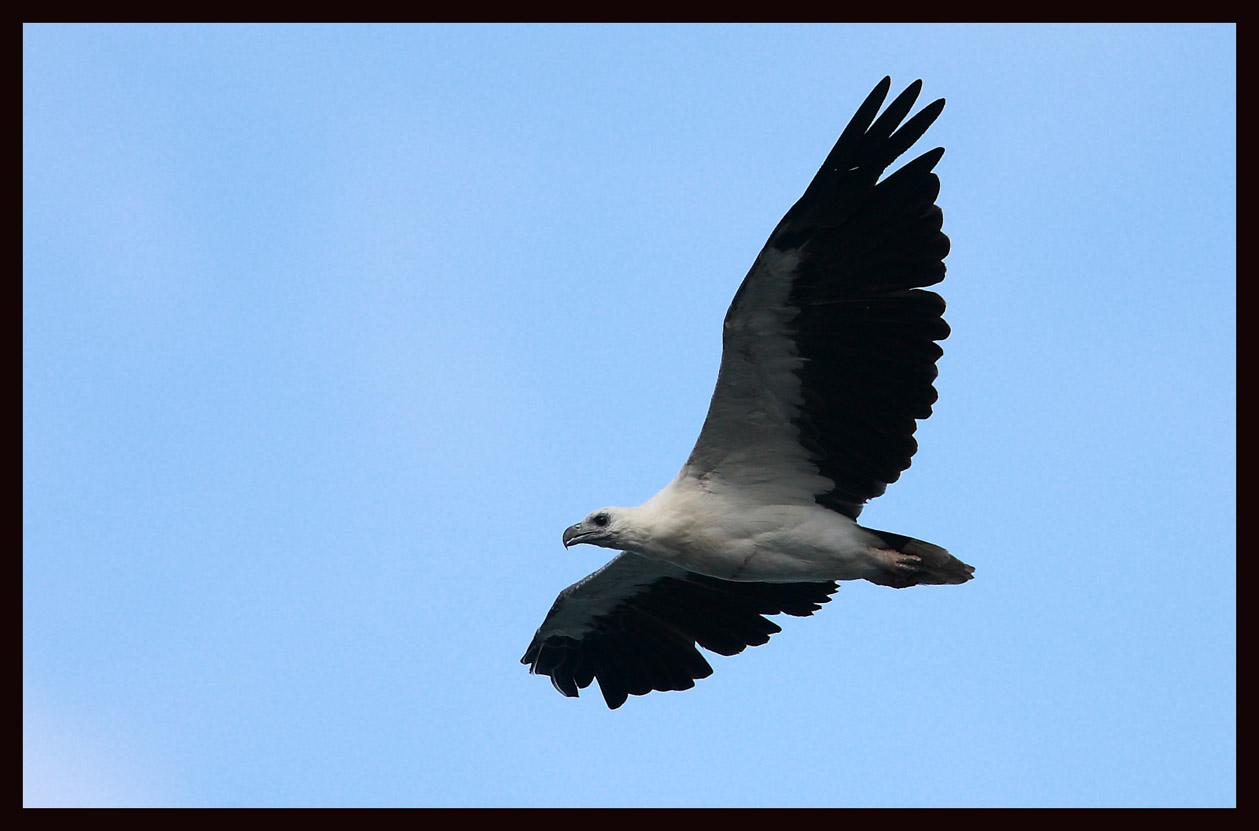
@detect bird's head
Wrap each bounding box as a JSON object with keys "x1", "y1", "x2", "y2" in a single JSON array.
[{"x1": 562, "y1": 508, "x2": 627, "y2": 550}]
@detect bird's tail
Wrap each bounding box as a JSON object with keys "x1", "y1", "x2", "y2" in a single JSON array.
[{"x1": 862, "y1": 528, "x2": 975, "y2": 588}]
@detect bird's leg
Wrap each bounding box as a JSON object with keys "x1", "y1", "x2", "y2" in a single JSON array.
[{"x1": 870, "y1": 547, "x2": 922, "y2": 573}]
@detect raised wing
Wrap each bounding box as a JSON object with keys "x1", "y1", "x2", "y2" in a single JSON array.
[
  {"x1": 684, "y1": 78, "x2": 950, "y2": 519},
  {"x1": 521, "y1": 553, "x2": 836, "y2": 708}
]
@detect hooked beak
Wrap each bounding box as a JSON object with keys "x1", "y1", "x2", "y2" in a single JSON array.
[{"x1": 562, "y1": 523, "x2": 593, "y2": 548}]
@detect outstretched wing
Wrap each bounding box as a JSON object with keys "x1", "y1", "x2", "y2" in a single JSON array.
[
  {"x1": 521, "y1": 553, "x2": 836, "y2": 709},
  {"x1": 683, "y1": 78, "x2": 950, "y2": 519}
]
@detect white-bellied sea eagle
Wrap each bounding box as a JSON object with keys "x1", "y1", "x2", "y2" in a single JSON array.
[{"x1": 522, "y1": 78, "x2": 973, "y2": 708}]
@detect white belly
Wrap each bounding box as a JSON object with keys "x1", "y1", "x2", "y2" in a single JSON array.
[{"x1": 635, "y1": 498, "x2": 880, "y2": 583}]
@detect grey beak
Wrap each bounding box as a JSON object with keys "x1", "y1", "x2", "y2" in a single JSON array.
[{"x1": 562, "y1": 523, "x2": 582, "y2": 548}]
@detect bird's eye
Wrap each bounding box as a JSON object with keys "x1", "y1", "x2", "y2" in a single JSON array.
[{"x1": 593, "y1": 513, "x2": 609, "y2": 527}]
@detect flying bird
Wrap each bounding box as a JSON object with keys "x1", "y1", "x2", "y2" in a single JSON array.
[{"x1": 522, "y1": 78, "x2": 973, "y2": 709}]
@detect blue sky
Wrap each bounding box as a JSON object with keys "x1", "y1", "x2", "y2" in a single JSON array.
[{"x1": 24, "y1": 24, "x2": 1235, "y2": 807}]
